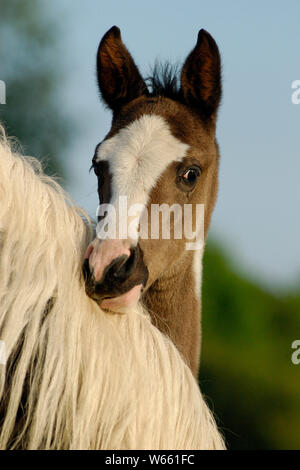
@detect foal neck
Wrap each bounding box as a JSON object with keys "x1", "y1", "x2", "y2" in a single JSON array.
[{"x1": 143, "y1": 249, "x2": 203, "y2": 377}]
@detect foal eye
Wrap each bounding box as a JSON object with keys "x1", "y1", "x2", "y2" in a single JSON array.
[
  {"x1": 183, "y1": 168, "x2": 199, "y2": 185},
  {"x1": 178, "y1": 166, "x2": 201, "y2": 191}
]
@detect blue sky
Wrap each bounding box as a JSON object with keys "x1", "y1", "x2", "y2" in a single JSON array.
[{"x1": 47, "y1": 0, "x2": 300, "y2": 289}]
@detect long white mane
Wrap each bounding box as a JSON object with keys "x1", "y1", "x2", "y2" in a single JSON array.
[{"x1": 0, "y1": 130, "x2": 225, "y2": 450}]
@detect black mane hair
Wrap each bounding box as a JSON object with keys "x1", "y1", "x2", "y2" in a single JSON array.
[{"x1": 145, "y1": 61, "x2": 183, "y2": 101}]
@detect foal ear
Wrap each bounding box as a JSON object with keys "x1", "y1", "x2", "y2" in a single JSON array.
[
  {"x1": 97, "y1": 26, "x2": 148, "y2": 112},
  {"x1": 180, "y1": 29, "x2": 221, "y2": 120}
]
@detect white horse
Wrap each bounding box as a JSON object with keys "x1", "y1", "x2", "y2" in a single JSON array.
[{"x1": 0, "y1": 131, "x2": 225, "y2": 450}]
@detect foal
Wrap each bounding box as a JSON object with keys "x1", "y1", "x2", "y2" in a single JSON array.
[{"x1": 84, "y1": 26, "x2": 221, "y2": 376}]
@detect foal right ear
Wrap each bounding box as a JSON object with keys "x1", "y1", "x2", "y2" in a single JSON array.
[{"x1": 97, "y1": 26, "x2": 148, "y2": 112}]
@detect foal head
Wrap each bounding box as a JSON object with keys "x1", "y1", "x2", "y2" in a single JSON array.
[{"x1": 84, "y1": 26, "x2": 221, "y2": 312}]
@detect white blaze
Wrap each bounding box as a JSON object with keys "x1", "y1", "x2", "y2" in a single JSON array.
[{"x1": 96, "y1": 114, "x2": 189, "y2": 241}]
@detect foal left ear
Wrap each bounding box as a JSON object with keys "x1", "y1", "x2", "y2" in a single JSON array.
[
  {"x1": 180, "y1": 29, "x2": 221, "y2": 120},
  {"x1": 97, "y1": 26, "x2": 148, "y2": 112}
]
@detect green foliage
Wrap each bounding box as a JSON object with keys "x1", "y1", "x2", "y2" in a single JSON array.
[
  {"x1": 0, "y1": 0, "x2": 71, "y2": 177},
  {"x1": 200, "y1": 241, "x2": 300, "y2": 449}
]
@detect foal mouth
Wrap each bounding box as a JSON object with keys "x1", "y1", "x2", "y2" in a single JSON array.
[
  {"x1": 85, "y1": 282, "x2": 144, "y2": 312},
  {"x1": 83, "y1": 246, "x2": 148, "y2": 312},
  {"x1": 99, "y1": 284, "x2": 143, "y2": 311}
]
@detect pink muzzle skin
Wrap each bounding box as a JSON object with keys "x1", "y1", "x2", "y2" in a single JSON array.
[
  {"x1": 100, "y1": 284, "x2": 142, "y2": 310},
  {"x1": 84, "y1": 238, "x2": 142, "y2": 311}
]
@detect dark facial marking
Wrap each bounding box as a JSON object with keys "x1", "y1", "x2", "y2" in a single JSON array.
[{"x1": 91, "y1": 155, "x2": 112, "y2": 221}]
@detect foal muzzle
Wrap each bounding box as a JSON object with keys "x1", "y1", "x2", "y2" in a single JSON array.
[{"x1": 83, "y1": 239, "x2": 148, "y2": 311}]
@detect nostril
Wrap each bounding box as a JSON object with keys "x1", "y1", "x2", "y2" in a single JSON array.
[
  {"x1": 115, "y1": 247, "x2": 137, "y2": 279},
  {"x1": 123, "y1": 247, "x2": 137, "y2": 274},
  {"x1": 82, "y1": 258, "x2": 91, "y2": 282}
]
